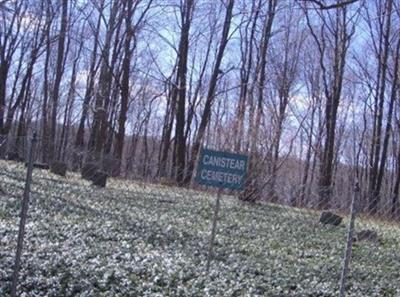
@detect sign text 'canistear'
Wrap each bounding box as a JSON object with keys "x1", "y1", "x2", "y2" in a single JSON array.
[{"x1": 196, "y1": 148, "x2": 248, "y2": 190}]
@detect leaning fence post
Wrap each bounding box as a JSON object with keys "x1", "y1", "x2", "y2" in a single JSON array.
[
  {"x1": 10, "y1": 133, "x2": 37, "y2": 297},
  {"x1": 338, "y1": 182, "x2": 360, "y2": 297}
]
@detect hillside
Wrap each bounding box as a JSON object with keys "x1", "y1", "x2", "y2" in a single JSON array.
[{"x1": 0, "y1": 161, "x2": 399, "y2": 296}]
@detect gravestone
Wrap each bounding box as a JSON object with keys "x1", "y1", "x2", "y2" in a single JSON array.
[
  {"x1": 81, "y1": 163, "x2": 99, "y2": 180},
  {"x1": 6, "y1": 152, "x2": 24, "y2": 162},
  {"x1": 355, "y1": 229, "x2": 378, "y2": 242},
  {"x1": 34, "y1": 163, "x2": 50, "y2": 170},
  {"x1": 92, "y1": 171, "x2": 108, "y2": 187},
  {"x1": 51, "y1": 162, "x2": 67, "y2": 177},
  {"x1": 25, "y1": 162, "x2": 49, "y2": 170},
  {"x1": 319, "y1": 211, "x2": 343, "y2": 226},
  {"x1": 103, "y1": 156, "x2": 120, "y2": 177}
]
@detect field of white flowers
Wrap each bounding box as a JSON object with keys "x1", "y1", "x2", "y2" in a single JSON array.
[{"x1": 1, "y1": 160, "x2": 400, "y2": 296}]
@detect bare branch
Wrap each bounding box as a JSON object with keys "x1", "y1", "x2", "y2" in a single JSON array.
[{"x1": 299, "y1": 0, "x2": 359, "y2": 10}]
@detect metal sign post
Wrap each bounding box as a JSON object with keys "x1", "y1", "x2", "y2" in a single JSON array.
[
  {"x1": 339, "y1": 182, "x2": 360, "y2": 297},
  {"x1": 196, "y1": 148, "x2": 248, "y2": 273},
  {"x1": 11, "y1": 133, "x2": 37, "y2": 297},
  {"x1": 206, "y1": 187, "x2": 222, "y2": 272}
]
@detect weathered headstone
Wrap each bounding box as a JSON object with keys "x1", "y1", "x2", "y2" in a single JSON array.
[
  {"x1": 35, "y1": 163, "x2": 50, "y2": 170},
  {"x1": 92, "y1": 171, "x2": 108, "y2": 187},
  {"x1": 25, "y1": 162, "x2": 49, "y2": 170},
  {"x1": 355, "y1": 229, "x2": 378, "y2": 242},
  {"x1": 319, "y1": 211, "x2": 343, "y2": 226},
  {"x1": 159, "y1": 199, "x2": 177, "y2": 204},
  {"x1": 103, "y1": 156, "x2": 120, "y2": 177},
  {"x1": 50, "y1": 162, "x2": 67, "y2": 177},
  {"x1": 81, "y1": 163, "x2": 99, "y2": 180},
  {"x1": 6, "y1": 152, "x2": 24, "y2": 162}
]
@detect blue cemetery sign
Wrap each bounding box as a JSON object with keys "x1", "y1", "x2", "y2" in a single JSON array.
[{"x1": 196, "y1": 148, "x2": 248, "y2": 190}]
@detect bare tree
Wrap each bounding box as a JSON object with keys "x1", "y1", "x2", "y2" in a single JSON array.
[
  {"x1": 365, "y1": 0, "x2": 395, "y2": 214},
  {"x1": 114, "y1": 0, "x2": 154, "y2": 176},
  {"x1": 173, "y1": 0, "x2": 194, "y2": 185},
  {"x1": 184, "y1": 0, "x2": 235, "y2": 185},
  {"x1": 240, "y1": 0, "x2": 277, "y2": 202},
  {"x1": 233, "y1": 0, "x2": 261, "y2": 153},
  {"x1": 266, "y1": 2, "x2": 305, "y2": 202},
  {"x1": 303, "y1": 1, "x2": 356, "y2": 209},
  {"x1": 49, "y1": 0, "x2": 69, "y2": 162},
  {"x1": 74, "y1": 2, "x2": 104, "y2": 168},
  {"x1": 87, "y1": 0, "x2": 121, "y2": 163}
]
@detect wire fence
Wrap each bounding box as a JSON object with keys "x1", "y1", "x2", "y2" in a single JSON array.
[{"x1": 0, "y1": 134, "x2": 400, "y2": 296}]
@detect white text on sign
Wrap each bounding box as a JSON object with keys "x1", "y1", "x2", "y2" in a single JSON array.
[
  {"x1": 200, "y1": 169, "x2": 242, "y2": 184},
  {"x1": 202, "y1": 155, "x2": 246, "y2": 171}
]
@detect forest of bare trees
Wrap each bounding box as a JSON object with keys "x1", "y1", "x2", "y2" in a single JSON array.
[{"x1": 1, "y1": 0, "x2": 400, "y2": 217}]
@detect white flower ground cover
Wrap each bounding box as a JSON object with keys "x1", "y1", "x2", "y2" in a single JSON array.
[{"x1": 1, "y1": 160, "x2": 400, "y2": 296}]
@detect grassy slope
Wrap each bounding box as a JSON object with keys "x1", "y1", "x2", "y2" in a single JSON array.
[{"x1": 1, "y1": 160, "x2": 400, "y2": 297}]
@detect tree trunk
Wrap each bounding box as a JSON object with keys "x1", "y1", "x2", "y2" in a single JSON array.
[
  {"x1": 74, "y1": 3, "x2": 102, "y2": 169},
  {"x1": 240, "y1": 0, "x2": 277, "y2": 202},
  {"x1": 175, "y1": 0, "x2": 194, "y2": 185},
  {"x1": 49, "y1": 0, "x2": 68, "y2": 162},
  {"x1": 184, "y1": 0, "x2": 235, "y2": 185},
  {"x1": 114, "y1": 0, "x2": 135, "y2": 175},
  {"x1": 87, "y1": 0, "x2": 119, "y2": 163}
]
